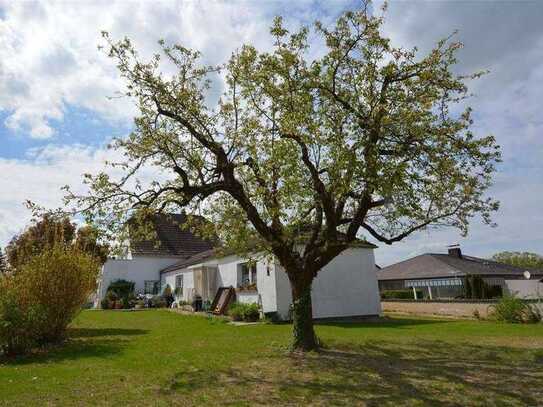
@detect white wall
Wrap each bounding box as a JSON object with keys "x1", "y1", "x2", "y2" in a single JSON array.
[
  {"x1": 505, "y1": 279, "x2": 543, "y2": 299},
  {"x1": 156, "y1": 247, "x2": 382, "y2": 320},
  {"x1": 96, "y1": 255, "x2": 181, "y2": 305},
  {"x1": 274, "y1": 247, "x2": 382, "y2": 320},
  {"x1": 237, "y1": 291, "x2": 260, "y2": 305},
  {"x1": 160, "y1": 254, "x2": 278, "y2": 313},
  {"x1": 162, "y1": 268, "x2": 195, "y2": 301}
]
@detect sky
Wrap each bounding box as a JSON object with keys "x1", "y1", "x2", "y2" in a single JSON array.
[{"x1": 0, "y1": 0, "x2": 541, "y2": 266}]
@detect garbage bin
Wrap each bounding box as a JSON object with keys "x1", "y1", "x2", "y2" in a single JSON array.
[{"x1": 192, "y1": 295, "x2": 203, "y2": 312}]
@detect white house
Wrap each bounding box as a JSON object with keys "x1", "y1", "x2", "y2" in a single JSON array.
[
  {"x1": 94, "y1": 213, "x2": 214, "y2": 306},
  {"x1": 95, "y1": 214, "x2": 382, "y2": 320},
  {"x1": 161, "y1": 246, "x2": 381, "y2": 320}
]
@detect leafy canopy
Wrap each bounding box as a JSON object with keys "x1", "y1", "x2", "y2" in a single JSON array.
[
  {"x1": 492, "y1": 252, "x2": 543, "y2": 271},
  {"x1": 66, "y1": 5, "x2": 500, "y2": 275},
  {"x1": 6, "y1": 212, "x2": 109, "y2": 270}
]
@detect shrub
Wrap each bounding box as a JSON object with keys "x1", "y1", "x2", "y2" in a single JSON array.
[
  {"x1": 106, "y1": 290, "x2": 119, "y2": 302},
  {"x1": 150, "y1": 295, "x2": 167, "y2": 308},
  {"x1": 524, "y1": 303, "x2": 542, "y2": 324},
  {"x1": 100, "y1": 298, "x2": 110, "y2": 310},
  {"x1": 488, "y1": 295, "x2": 542, "y2": 323},
  {"x1": 106, "y1": 279, "x2": 135, "y2": 300},
  {"x1": 0, "y1": 278, "x2": 46, "y2": 355},
  {"x1": 381, "y1": 289, "x2": 422, "y2": 300},
  {"x1": 120, "y1": 297, "x2": 130, "y2": 309},
  {"x1": 16, "y1": 246, "x2": 99, "y2": 342},
  {"x1": 162, "y1": 284, "x2": 174, "y2": 307},
  {"x1": 228, "y1": 302, "x2": 260, "y2": 322},
  {"x1": 464, "y1": 275, "x2": 502, "y2": 299}
]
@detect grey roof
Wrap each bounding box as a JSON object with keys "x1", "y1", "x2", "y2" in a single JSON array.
[
  {"x1": 378, "y1": 253, "x2": 542, "y2": 281},
  {"x1": 157, "y1": 222, "x2": 378, "y2": 274},
  {"x1": 129, "y1": 213, "x2": 215, "y2": 257},
  {"x1": 160, "y1": 249, "x2": 217, "y2": 274}
]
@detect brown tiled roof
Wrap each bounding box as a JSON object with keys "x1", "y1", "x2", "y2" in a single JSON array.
[
  {"x1": 129, "y1": 213, "x2": 215, "y2": 257},
  {"x1": 378, "y1": 253, "x2": 543, "y2": 281}
]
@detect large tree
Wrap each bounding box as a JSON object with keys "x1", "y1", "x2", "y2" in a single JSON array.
[{"x1": 67, "y1": 5, "x2": 500, "y2": 350}]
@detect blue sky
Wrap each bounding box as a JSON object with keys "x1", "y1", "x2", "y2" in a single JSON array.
[{"x1": 0, "y1": 0, "x2": 542, "y2": 266}]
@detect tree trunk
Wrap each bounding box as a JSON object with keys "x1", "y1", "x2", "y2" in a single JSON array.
[{"x1": 291, "y1": 278, "x2": 319, "y2": 352}]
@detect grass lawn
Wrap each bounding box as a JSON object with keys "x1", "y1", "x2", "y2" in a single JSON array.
[{"x1": 1, "y1": 310, "x2": 542, "y2": 406}]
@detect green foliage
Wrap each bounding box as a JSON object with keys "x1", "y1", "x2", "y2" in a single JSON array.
[
  {"x1": 0, "y1": 246, "x2": 99, "y2": 354},
  {"x1": 491, "y1": 251, "x2": 543, "y2": 270},
  {"x1": 488, "y1": 295, "x2": 542, "y2": 324},
  {"x1": 5, "y1": 213, "x2": 108, "y2": 272},
  {"x1": 162, "y1": 284, "x2": 174, "y2": 307},
  {"x1": 74, "y1": 225, "x2": 110, "y2": 265},
  {"x1": 381, "y1": 289, "x2": 422, "y2": 300},
  {"x1": 163, "y1": 284, "x2": 173, "y2": 297},
  {"x1": 149, "y1": 296, "x2": 168, "y2": 308},
  {"x1": 228, "y1": 302, "x2": 260, "y2": 322},
  {"x1": 464, "y1": 275, "x2": 502, "y2": 299},
  {"x1": 100, "y1": 298, "x2": 110, "y2": 310},
  {"x1": 107, "y1": 279, "x2": 135, "y2": 300},
  {"x1": 70, "y1": 5, "x2": 500, "y2": 264},
  {"x1": 0, "y1": 247, "x2": 8, "y2": 274},
  {"x1": 5, "y1": 214, "x2": 76, "y2": 271},
  {"x1": 17, "y1": 246, "x2": 100, "y2": 342},
  {"x1": 0, "y1": 277, "x2": 45, "y2": 355}
]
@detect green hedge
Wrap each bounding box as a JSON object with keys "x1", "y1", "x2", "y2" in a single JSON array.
[
  {"x1": 106, "y1": 279, "x2": 135, "y2": 299},
  {"x1": 228, "y1": 302, "x2": 260, "y2": 322},
  {"x1": 381, "y1": 289, "x2": 422, "y2": 300}
]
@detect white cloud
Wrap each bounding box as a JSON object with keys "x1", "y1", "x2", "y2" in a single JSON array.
[
  {"x1": 0, "y1": 141, "x2": 178, "y2": 246},
  {"x1": 0, "y1": 0, "x2": 308, "y2": 139},
  {"x1": 0, "y1": 144, "x2": 119, "y2": 244},
  {"x1": 364, "y1": 1, "x2": 543, "y2": 265},
  {"x1": 1, "y1": 0, "x2": 542, "y2": 265},
  {"x1": 374, "y1": 170, "x2": 543, "y2": 266}
]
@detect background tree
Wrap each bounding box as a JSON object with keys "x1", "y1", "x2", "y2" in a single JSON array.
[
  {"x1": 6, "y1": 213, "x2": 108, "y2": 271},
  {"x1": 66, "y1": 4, "x2": 500, "y2": 350},
  {"x1": 75, "y1": 225, "x2": 110, "y2": 265},
  {"x1": 492, "y1": 251, "x2": 543, "y2": 270},
  {"x1": 6, "y1": 214, "x2": 76, "y2": 271}
]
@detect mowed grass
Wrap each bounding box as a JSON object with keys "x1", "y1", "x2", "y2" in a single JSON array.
[{"x1": 1, "y1": 310, "x2": 542, "y2": 406}]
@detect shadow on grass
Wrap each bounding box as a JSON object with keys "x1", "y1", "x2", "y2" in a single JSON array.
[
  {"x1": 316, "y1": 316, "x2": 455, "y2": 329},
  {"x1": 160, "y1": 339, "x2": 542, "y2": 406},
  {"x1": 1, "y1": 327, "x2": 148, "y2": 366},
  {"x1": 68, "y1": 327, "x2": 148, "y2": 338}
]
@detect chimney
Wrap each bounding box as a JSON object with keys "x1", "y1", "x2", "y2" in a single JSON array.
[{"x1": 448, "y1": 244, "x2": 462, "y2": 258}]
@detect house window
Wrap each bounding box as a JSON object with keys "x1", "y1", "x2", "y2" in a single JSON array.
[
  {"x1": 239, "y1": 263, "x2": 257, "y2": 288},
  {"x1": 144, "y1": 280, "x2": 159, "y2": 295},
  {"x1": 175, "y1": 274, "x2": 183, "y2": 296}
]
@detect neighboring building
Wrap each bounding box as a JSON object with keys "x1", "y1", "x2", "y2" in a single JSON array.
[
  {"x1": 504, "y1": 279, "x2": 543, "y2": 299},
  {"x1": 95, "y1": 213, "x2": 214, "y2": 307},
  {"x1": 95, "y1": 213, "x2": 382, "y2": 320},
  {"x1": 378, "y1": 246, "x2": 543, "y2": 299}
]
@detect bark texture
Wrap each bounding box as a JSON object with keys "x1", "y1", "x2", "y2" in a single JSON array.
[{"x1": 291, "y1": 279, "x2": 318, "y2": 351}]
